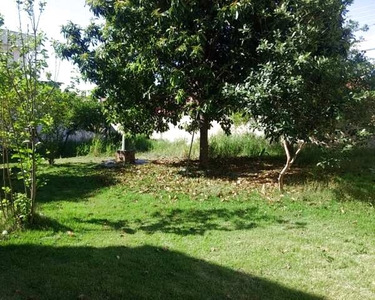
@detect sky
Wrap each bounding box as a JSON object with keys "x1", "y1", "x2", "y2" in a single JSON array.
[
  {"x1": 347, "y1": 0, "x2": 375, "y2": 53},
  {"x1": 1, "y1": 0, "x2": 374, "y2": 91},
  {"x1": 1, "y1": 0, "x2": 94, "y2": 90}
]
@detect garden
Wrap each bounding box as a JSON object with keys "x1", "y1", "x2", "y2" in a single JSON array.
[
  {"x1": 1, "y1": 137, "x2": 375, "y2": 299},
  {"x1": 1, "y1": 0, "x2": 375, "y2": 299}
]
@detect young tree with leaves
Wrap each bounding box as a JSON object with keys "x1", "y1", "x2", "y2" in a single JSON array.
[
  {"x1": 0, "y1": 0, "x2": 52, "y2": 225},
  {"x1": 226, "y1": 0, "x2": 374, "y2": 191},
  {"x1": 35, "y1": 86, "x2": 78, "y2": 165}
]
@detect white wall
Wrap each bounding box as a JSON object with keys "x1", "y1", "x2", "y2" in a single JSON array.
[{"x1": 151, "y1": 117, "x2": 263, "y2": 142}]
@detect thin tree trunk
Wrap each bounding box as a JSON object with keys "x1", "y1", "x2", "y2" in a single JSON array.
[
  {"x1": 61, "y1": 131, "x2": 72, "y2": 155},
  {"x1": 278, "y1": 140, "x2": 305, "y2": 192},
  {"x1": 199, "y1": 115, "x2": 209, "y2": 168},
  {"x1": 30, "y1": 127, "x2": 37, "y2": 224},
  {"x1": 5, "y1": 148, "x2": 14, "y2": 217},
  {"x1": 0, "y1": 100, "x2": 8, "y2": 218},
  {"x1": 29, "y1": 7, "x2": 39, "y2": 224},
  {"x1": 0, "y1": 147, "x2": 7, "y2": 219}
]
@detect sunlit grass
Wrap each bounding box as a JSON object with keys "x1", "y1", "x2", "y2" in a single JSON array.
[{"x1": 0, "y1": 145, "x2": 375, "y2": 299}]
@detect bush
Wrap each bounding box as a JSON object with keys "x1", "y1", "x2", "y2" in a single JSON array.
[{"x1": 132, "y1": 135, "x2": 153, "y2": 152}]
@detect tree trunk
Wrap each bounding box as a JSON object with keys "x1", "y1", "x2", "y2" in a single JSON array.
[
  {"x1": 60, "y1": 131, "x2": 72, "y2": 157},
  {"x1": 30, "y1": 127, "x2": 37, "y2": 224},
  {"x1": 199, "y1": 115, "x2": 209, "y2": 168},
  {"x1": 278, "y1": 140, "x2": 305, "y2": 192}
]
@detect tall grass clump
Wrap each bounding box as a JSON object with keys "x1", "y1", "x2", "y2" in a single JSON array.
[
  {"x1": 74, "y1": 137, "x2": 117, "y2": 157},
  {"x1": 66, "y1": 133, "x2": 288, "y2": 160},
  {"x1": 140, "y1": 133, "x2": 284, "y2": 160},
  {"x1": 128, "y1": 135, "x2": 153, "y2": 152},
  {"x1": 146, "y1": 139, "x2": 199, "y2": 159},
  {"x1": 209, "y1": 133, "x2": 282, "y2": 158},
  {"x1": 72, "y1": 135, "x2": 157, "y2": 157}
]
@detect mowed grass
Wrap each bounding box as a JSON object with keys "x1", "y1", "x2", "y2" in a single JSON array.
[{"x1": 0, "y1": 148, "x2": 375, "y2": 300}]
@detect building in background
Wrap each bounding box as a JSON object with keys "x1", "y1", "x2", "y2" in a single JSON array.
[{"x1": 0, "y1": 29, "x2": 25, "y2": 61}]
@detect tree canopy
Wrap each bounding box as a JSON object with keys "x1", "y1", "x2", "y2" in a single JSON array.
[
  {"x1": 57, "y1": 0, "x2": 276, "y2": 165},
  {"x1": 224, "y1": 0, "x2": 374, "y2": 190},
  {"x1": 228, "y1": 0, "x2": 355, "y2": 141}
]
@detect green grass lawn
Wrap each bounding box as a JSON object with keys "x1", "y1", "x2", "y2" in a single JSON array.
[{"x1": 0, "y1": 152, "x2": 375, "y2": 300}]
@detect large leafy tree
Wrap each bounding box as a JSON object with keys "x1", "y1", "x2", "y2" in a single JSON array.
[
  {"x1": 226, "y1": 0, "x2": 374, "y2": 190},
  {"x1": 56, "y1": 0, "x2": 274, "y2": 166}
]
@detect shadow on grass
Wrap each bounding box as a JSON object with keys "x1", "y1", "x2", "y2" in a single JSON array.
[
  {"x1": 332, "y1": 174, "x2": 375, "y2": 204},
  {"x1": 38, "y1": 163, "x2": 118, "y2": 203},
  {"x1": 155, "y1": 157, "x2": 284, "y2": 182},
  {"x1": 296, "y1": 147, "x2": 375, "y2": 204},
  {"x1": 75, "y1": 207, "x2": 273, "y2": 236},
  {"x1": 29, "y1": 213, "x2": 73, "y2": 232},
  {"x1": 0, "y1": 244, "x2": 323, "y2": 300},
  {"x1": 157, "y1": 155, "x2": 375, "y2": 204},
  {"x1": 154, "y1": 156, "x2": 320, "y2": 190}
]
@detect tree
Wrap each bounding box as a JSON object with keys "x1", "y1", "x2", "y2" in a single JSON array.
[
  {"x1": 36, "y1": 86, "x2": 77, "y2": 165},
  {"x1": 225, "y1": 0, "x2": 374, "y2": 191},
  {"x1": 56, "y1": 0, "x2": 273, "y2": 166},
  {"x1": 337, "y1": 52, "x2": 375, "y2": 147},
  {"x1": 0, "y1": 0, "x2": 51, "y2": 225},
  {"x1": 36, "y1": 87, "x2": 109, "y2": 165},
  {"x1": 69, "y1": 94, "x2": 108, "y2": 136}
]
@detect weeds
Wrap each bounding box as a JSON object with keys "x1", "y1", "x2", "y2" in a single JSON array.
[{"x1": 209, "y1": 133, "x2": 283, "y2": 158}]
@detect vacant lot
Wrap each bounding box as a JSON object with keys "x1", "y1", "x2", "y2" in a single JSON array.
[{"x1": 0, "y1": 152, "x2": 374, "y2": 300}]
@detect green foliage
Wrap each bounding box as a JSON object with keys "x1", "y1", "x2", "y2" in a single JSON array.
[
  {"x1": 56, "y1": 0, "x2": 272, "y2": 163},
  {"x1": 226, "y1": 0, "x2": 357, "y2": 143},
  {"x1": 69, "y1": 95, "x2": 108, "y2": 135},
  {"x1": 13, "y1": 192, "x2": 32, "y2": 223},
  {"x1": 132, "y1": 135, "x2": 153, "y2": 152},
  {"x1": 56, "y1": 0, "x2": 375, "y2": 167},
  {"x1": 209, "y1": 133, "x2": 282, "y2": 159},
  {"x1": 36, "y1": 87, "x2": 78, "y2": 164},
  {"x1": 35, "y1": 89, "x2": 110, "y2": 164},
  {"x1": 336, "y1": 52, "x2": 375, "y2": 146},
  {"x1": 58, "y1": 135, "x2": 150, "y2": 158},
  {"x1": 220, "y1": 0, "x2": 375, "y2": 190},
  {"x1": 73, "y1": 137, "x2": 113, "y2": 157},
  {"x1": 147, "y1": 139, "x2": 199, "y2": 159},
  {"x1": 231, "y1": 112, "x2": 251, "y2": 127},
  {"x1": 87, "y1": 137, "x2": 117, "y2": 157},
  {"x1": 0, "y1": 0, "x2": 49, "y2": 225},
  {"x1": 68, "y1": 133, "x2": 283, "y2": 160}
]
